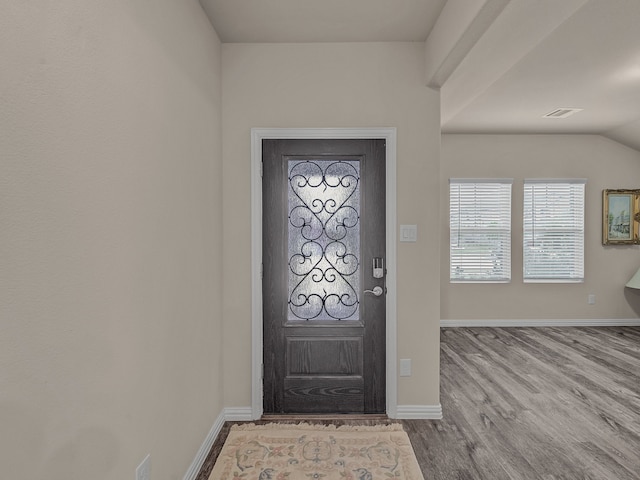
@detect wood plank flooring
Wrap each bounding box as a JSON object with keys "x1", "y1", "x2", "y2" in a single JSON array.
[{"x1": 197, "y1": 327, "x2": 640, "y2": 480}]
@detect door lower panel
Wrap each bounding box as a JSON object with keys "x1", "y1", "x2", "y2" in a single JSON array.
[{"x1": 284, "y1": 378, "x2": 364, "y2": 414}]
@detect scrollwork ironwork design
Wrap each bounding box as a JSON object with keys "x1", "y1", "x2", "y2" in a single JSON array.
[{"x1": 288, "y1": 160, "x2": 360, "y2": 320}]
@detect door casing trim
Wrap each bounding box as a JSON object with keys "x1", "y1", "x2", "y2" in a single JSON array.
[{"x1": 251, "y1": 127, "x2": 398, "y2": 419}]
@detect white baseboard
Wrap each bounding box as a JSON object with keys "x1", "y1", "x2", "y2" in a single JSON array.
[
  {"x1": 183, "y1": 407, "x2": 254, "y2": 480},
  {"x1": 224, "y1": 406, "x2": 254, "y2": 421},
  {"x1": 396, "y1": 404, "x2": 443, "y2": 420},
  {"x1": 441, "y1": 318, "x2": 640, "y2": 327},
  {"x1": 182, "y1": 410, "x2": 226, "y2": 480}
]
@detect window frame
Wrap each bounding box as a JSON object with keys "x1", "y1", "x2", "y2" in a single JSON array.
[
  {"x1": 523, "y1": 178, "x2": 586, "y2": 283},
  {"x1": 449, "y1": 178, "x2": 513, "y2": 283}
]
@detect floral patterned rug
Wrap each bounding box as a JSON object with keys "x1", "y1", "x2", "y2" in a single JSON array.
[{"x1": 208, "y1": 423, "x2": 425, "y2": 480}]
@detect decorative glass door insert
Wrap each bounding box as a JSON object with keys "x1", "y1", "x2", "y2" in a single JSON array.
[{"x1": 287, "y1": 159, "x2": 360, "y2": 321}]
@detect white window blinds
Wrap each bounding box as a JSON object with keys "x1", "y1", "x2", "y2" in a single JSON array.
[
  {"x1": 450, "y1": 179, "x2": 513, "y2": 282},
  {"x1": 523, "y1": 179, "x2": 586, "y2": 282}
]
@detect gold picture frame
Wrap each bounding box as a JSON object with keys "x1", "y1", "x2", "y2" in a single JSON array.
[{"x1": 603, "y1": 189, "x2": 640, "y2": 245}]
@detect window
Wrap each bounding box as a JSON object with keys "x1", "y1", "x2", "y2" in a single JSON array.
[
  {"x1": 523, "y1": 179, "x2": 586, "y2": 282},
  {"x1": 449, "y1": 179, "x2": 513, "y2": 282}
]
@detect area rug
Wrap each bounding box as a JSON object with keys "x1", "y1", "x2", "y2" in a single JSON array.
[{"x1": 208, "y1": 423, "x2": 425, "y2": 480}]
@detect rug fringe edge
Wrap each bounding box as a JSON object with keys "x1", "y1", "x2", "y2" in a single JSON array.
[{"x1": 229, "y1": 422, "x2": 405, "y2": 432}]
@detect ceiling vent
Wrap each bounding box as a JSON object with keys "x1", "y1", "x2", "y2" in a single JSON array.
[{"x1": 543, "y1": 108, "x2": 584, "y2": 119}]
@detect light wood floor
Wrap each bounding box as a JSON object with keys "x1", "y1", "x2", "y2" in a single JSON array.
[{"x1": 197, "y1": 326, "x2": 640, "y2": 480}]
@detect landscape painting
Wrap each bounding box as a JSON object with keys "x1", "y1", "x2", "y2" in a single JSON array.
[{"x1": 603, "y1": 189, "x2": 640, "y2": 244}]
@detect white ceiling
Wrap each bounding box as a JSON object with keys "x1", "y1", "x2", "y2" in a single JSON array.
[
  {"x1": 200, "y1": 0, "x2": 447, "y2": 43},
  {"x1": 200, "y1": 0, "x2": 640, "y2": 152}
]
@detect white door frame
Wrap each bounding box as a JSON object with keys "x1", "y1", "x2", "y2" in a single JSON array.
[{"x1": 250, "y1": 127, "x2": 398, "y2": 419}]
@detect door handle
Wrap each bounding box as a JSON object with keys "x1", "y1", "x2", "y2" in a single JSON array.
[{"x1": 364, "y1": 286, "x2": 384, "y2": 297}]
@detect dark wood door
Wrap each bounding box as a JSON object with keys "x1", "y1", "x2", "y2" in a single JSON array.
[{"x1": 262, "y1": 139, "x2": 386, "y2": 414}]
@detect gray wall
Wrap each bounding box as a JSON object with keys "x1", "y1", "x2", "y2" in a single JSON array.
[
  {"x1": 0, "y1": 1, "x2": 224, "y2": 478},
  {"x1": 441, "y1": 134, "x2": 640, "y2": 321},
  {"x1": 221, "y1": 42, "x2": 443, "y2": 408}
]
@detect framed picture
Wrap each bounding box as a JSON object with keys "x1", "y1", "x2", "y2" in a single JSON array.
[{"x1": 603, "y1": 189, "x2": 640, "y2": 245}]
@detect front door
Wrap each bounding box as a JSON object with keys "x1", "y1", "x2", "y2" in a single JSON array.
[{"x1": 262, "y1": 139, "x2": 386, "y2": 414}]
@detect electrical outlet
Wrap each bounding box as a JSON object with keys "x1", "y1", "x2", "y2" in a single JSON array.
[
  {"x1": 136, "y1": 454, "x2": 151, "y2": 480},
  {"x1": 400, "y1": 358, "x2": 412, "y2": 377},
  {"x1": 588, "y1": 294, "x2": 596, "y2": 305}
]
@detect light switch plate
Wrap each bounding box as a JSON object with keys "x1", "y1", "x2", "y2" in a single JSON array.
[{"x1": 400, "y1": 225, "x2": 417, "y2": 242}]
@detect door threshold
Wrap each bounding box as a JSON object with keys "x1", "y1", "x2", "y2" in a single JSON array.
[{"x1": 261, "y1": 414, "x2": 389, "y2": 421}]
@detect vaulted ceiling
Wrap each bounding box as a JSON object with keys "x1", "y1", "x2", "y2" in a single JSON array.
[{"x1": 200, "y1": 0, "x2": 640, "y2": 152}]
